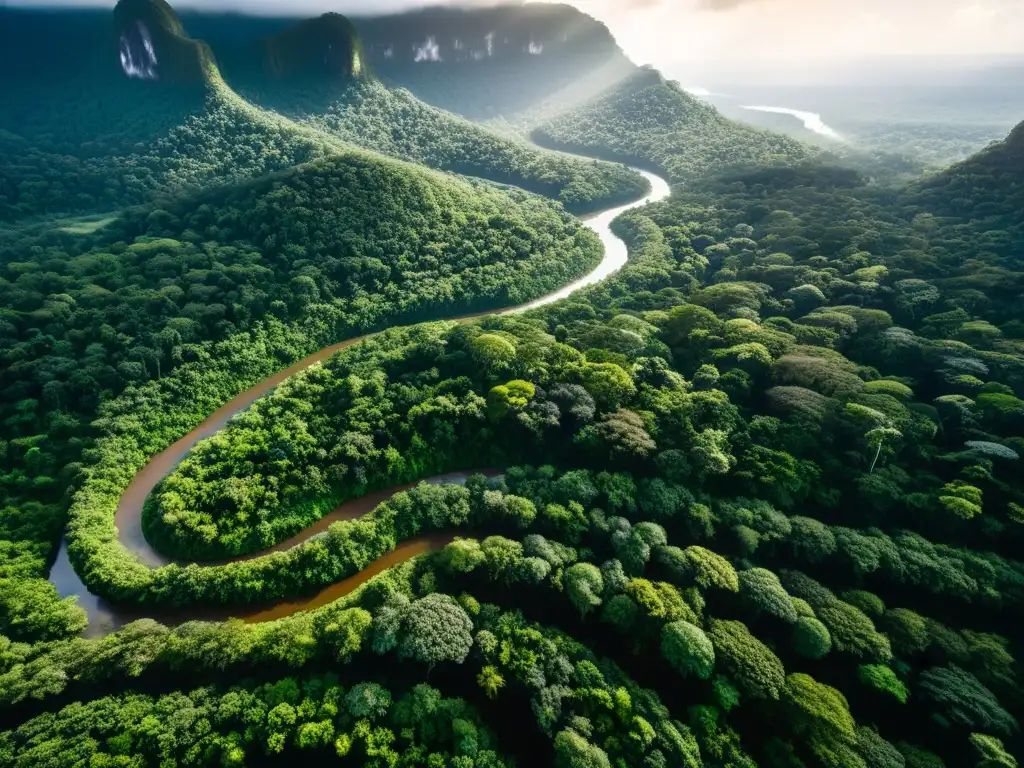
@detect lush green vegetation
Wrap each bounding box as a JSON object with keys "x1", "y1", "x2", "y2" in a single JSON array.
[
  {"x1": 0, "y1": 151, "x2": 599, "y2": 486},
  {"x1": 2, "y1": 0, "x2": 1024, "y2": 766},
  {"x1": 533, "y1": 69, "x2": 810, "y2": 183},
  {"x1": 908, "y1": 122, "x2": 1024, "y2": 310},
  {"x1": 1, "y1": 676, "x2": 512, "y2": 765},
  {"x1": 0, "y1": 4, "x2": 645, "y2": 221},
  {"x1": 236, "y1": 77, "x2": 648, "y2": 214},
  {"x1": 0, "y1": 154, "x2": 605, "y2": 644},
  {"x1": 45, "y1": 129, "x2": 1024, "y2": 762}
]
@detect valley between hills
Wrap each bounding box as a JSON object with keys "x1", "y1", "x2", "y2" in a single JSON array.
[{"x1": 0, "y1": 0, "x2": 1023, "y2": 766}]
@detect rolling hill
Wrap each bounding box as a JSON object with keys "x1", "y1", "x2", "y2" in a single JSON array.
[
  {"x1": 533, "y1": 68, "x2": 811, "y2": 183},
  {"x1": 912, "y1": 119, "x2": 1024, "y2": 232},
  {"x1": 0, "y1": 1, "x2": 345, "y2": 220},
  {"x1": 901, "y1": 119, "x2": 1024, "y2": 326},
  {"x1": 0, "y1": 1, "x2": 646, "y2": 221},
  {"x1": 207, "y1": 12, "x2": 647, "y2": 214}
]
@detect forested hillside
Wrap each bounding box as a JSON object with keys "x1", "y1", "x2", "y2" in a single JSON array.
[
  {"x1": 906, "y1": 120, "x2": 1024, "y2": 317},
  {"x1": 0, "y1": 140, "x2": 602, "y2": 553},
  {"x1": 0, "y1": 2, "x2": 645, "y2": 220},
  {"x1": 1, "y1": 0, "x2": 1023, "y2": 766},
  {"x1": 0, "y1": 2, "x2": 343, "y2": 220},
  {"x1": 209, "y1": 12, "x2": 647, "y2": 214},
  {"x1": 533, "y1": 69, "x2": 810, "y2": 182},
  {"x1": 229, "y1": 77, "x2": 645, "y2": 213}
]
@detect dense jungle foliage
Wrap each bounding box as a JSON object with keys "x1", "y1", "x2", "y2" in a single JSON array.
[
  {"x1": 0, "y1": 146, "x2": 603, "y2": 576},
  {"x1": 229, "y1": 77, "x2": 648, "y2": 214},
  {"x1": 1, "y1": 0, "x2": 1023, "y2": 766}
]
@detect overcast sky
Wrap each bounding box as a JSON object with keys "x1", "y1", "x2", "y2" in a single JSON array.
[{"x1": 9, "y1": 0, "x2": 1024, "y2": 82}]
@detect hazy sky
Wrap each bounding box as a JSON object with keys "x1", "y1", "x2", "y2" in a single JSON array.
[
  {"x1": 575, "y1": 0, "x2": 1024, "y2": 80},
  {"x1": 9, "y1": 0, "x2": 1024, "y2": 81}
]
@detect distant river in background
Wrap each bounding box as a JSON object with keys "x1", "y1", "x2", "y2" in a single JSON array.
[
  {"x1": 740, "y1": 105, "x2": 843, "y2": 140},
  {"x1": 684, "y1": 87, "x2": 843, "y2": 141}
]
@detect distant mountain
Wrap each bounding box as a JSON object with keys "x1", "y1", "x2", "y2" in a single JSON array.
[
  {"x1": 214, "y1": 12, "x2": 366, "y2": 85},
  {"x1": 353, "y1": 3, "x2": 637, "y2": 122},
  {"x1": 201, "y1": 12, "x2": 645, "y2": 215},
  {"x1": 177, "y1": 3, "x2": 639, "y2": 124},
  {"x1": 0, "y1": 1, "x2": 647, "y2": 221},
  {"x1": 0, "y1": 2, "x2": 346, "y2": 220},
  {"x1": 533, "y1": 69, "x2": 809, "y2": 183},
  {"x1": 357, "y1": 3, "x2": 621, "y2": 69}
]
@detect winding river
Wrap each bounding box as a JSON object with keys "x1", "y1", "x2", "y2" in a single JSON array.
[{"x1": 49, "y1": 165, "x2": 672, "y2": 638}]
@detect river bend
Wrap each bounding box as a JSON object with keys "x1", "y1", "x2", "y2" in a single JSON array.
[{"x1": 49, "y1": 165, "x2": 672, "y2": 638}]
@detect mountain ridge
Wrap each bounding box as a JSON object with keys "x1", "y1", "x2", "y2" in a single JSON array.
[{"x1": 0, "y1": 1, "x2": 648, "y2": 220}]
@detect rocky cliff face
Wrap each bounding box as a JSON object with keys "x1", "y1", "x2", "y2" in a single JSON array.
[
  {"x1": 280, "y1": 15, "x2": 361, "y2": 78},
  {"x1": 113, "y1": 0, "x2": 211, "y2": 83},
  {"x1": 219, "y1": 13, "x2": 367, "y2": 85},
  {"x1": 351, "y1": 3, "x2": 636, "y2": 121},
  {"x1": 355, "y1": 3, "x2": 620, "y2": 68}
]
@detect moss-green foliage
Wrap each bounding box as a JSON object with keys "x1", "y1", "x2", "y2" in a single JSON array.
[
  {"x1": 707, "y1": 618, "x2": 786, "y2": 700},
  {"x1": 565, "y1": 563, "x2": 605, "y2": 617},
  {"x1": 917, "y1": 665, "x2": 1018, "y2": 736},
  {"x1": 841, "y1": 590, "x2": 886, "y2": 618},
  {"x1": 857, "y1": 726, "x2": 907, "y2": 768},
  {"x1": 738, "y1": 567, "x2": 798, "y2": 623},
  {"x1": 396, "y1": 593, "x2": 474, "y2": 667},
  {"x1": 678, "y1": 546, "x2": 740, "y2": 593},
  {"x1": 969, "y1": 733, "x2": 1017, "y2": 768},
  {"x1": 0, "y1": 676, "x2": 510, "y2": 764},
  {"x1": 858, "y1": 664, "x2": 910, "y2": 704},
  {"x1": 781, "y1": 572, "x2": 894, "y2": 663},
  {"x1": 897, "y1": 742, "x2": 947, "y2": 768},
  {"x1": 880, "y1": 608, "x2": 931, "y2": 657},
  {"x1": 660, "y1": 620, "x2": 715, "y2": 680},
  {"x1": 781, "y1": 672, "x2": 865, "y2": 768},
  {"x1": 792, "y1": 617, "x2": 832, "y2": 660},
  {"x1": 236, "y1": 78, "x2": 649, "y2": 215}
]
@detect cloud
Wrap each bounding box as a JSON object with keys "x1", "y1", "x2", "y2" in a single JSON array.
[
  {"x1": 696, "y1": 0, "x2": 761, "y2": 9},
  {"x1": 6, "y1": 0, "x2": 1024, "y2": 64}
]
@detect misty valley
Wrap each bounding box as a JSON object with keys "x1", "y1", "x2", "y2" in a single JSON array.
[{"x1": 0, "y1": 1, "x2": 1022, "y2": 767}]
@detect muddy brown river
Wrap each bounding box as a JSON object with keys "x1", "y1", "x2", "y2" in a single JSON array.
[{"x1": 49, "y1": 166, "x2": 672, "y2": 637}]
